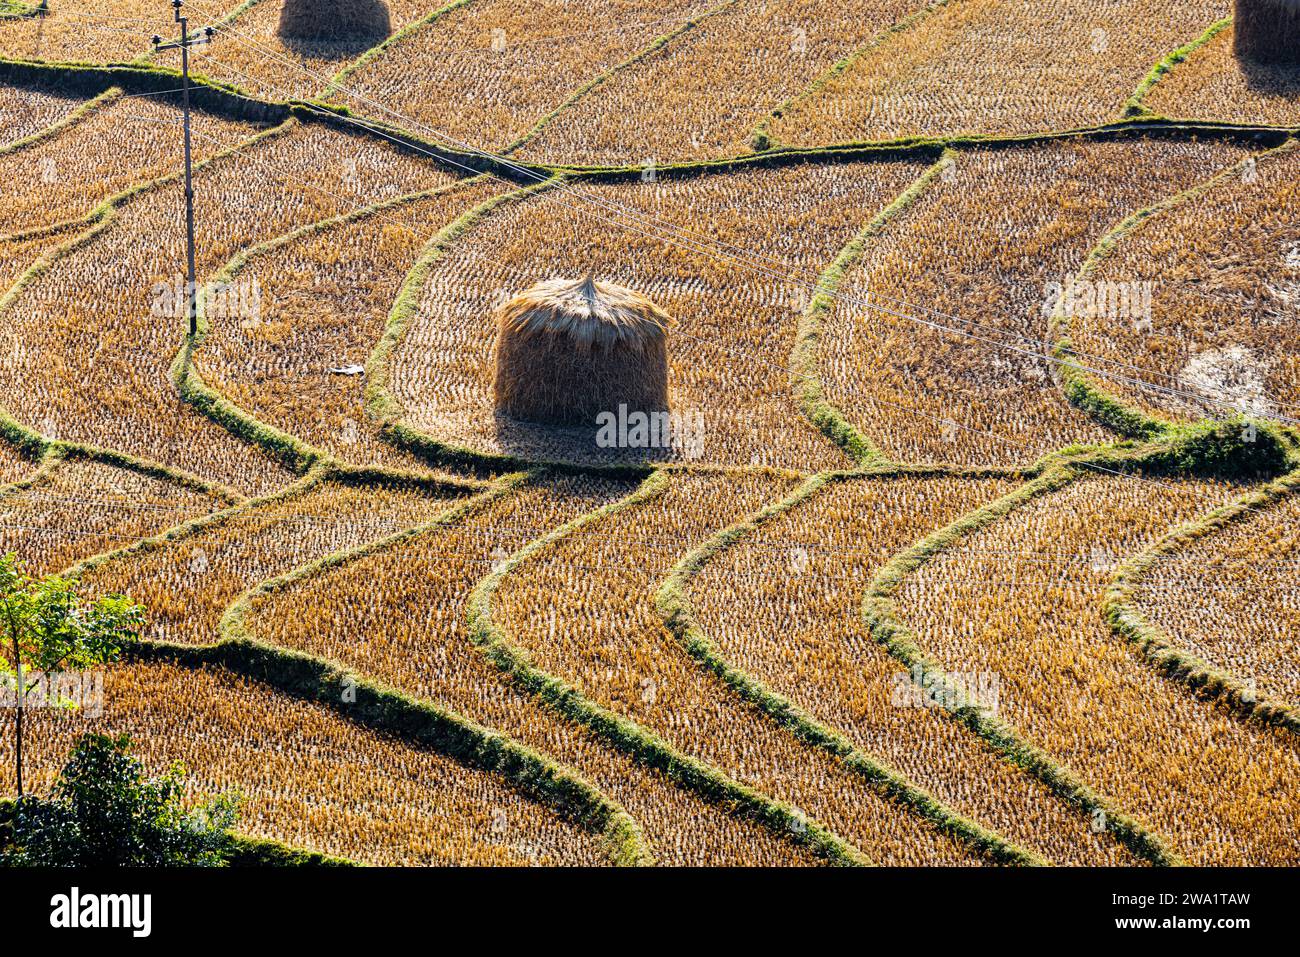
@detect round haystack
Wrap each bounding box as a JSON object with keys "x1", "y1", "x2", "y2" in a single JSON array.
[
  {"x1": 1234, "y1": 0, "x2": 1300, "y2": 64},
  {"x1": 277, "y1": 0, "x2": 391, "y2": 42},
  {"x1": 493, "y1": 276, "x2": 671, "y2": 426}
]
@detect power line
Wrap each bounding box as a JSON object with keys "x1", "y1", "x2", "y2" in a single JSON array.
[
  {"x1": 7, "y1": 8, "x2": 1291, "y2": 533},
  {"x1": 124, "y1": 90, "x2": 1300, "y2": 528}
]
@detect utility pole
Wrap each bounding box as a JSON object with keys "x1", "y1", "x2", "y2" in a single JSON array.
[{"x1": 152, "y1": 0, "x2": 214, "y2": 337}]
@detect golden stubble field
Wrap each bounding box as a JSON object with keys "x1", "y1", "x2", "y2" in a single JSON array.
[{"x1": 0, "y1": 0, "x2": 1296, "y2": 866}]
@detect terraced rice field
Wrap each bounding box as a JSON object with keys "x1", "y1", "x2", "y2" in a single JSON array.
[
  {"x1": 888, "y1": 473, "x2": 1300, "y2": 865},
  {"x1": 0, "y1": 92, "x2": 258, "y2": 236},
  {"x1": 490, "y1": 470, "x2": 1002, "y2": 865},
  {"x1": 74, "y1": 473, "x2": 471, "y2": 647},
  {"x1": 328, "y1": 0, "x2": 717, "y2": 152},
  {"x1": 1142, "y1": 22, "x2": 1300, "y2": 127},
  {"x1": 766, "y1": 0, "x2": 1229, "y2": 146},
  {"x1": 388, "y1": 160, "x2": 927, "y2": 469},
  {"x1": 0, "y1": 454, "x2": 226, "y2": 574},
  {"x1": 192, "y1": 175, "x2": 507, "y2": 471},
  {"x1": 240, "y1": 473, "x2": 819, "y2": 865},
  {"x1": 1128, "y1": 476, "x2": 1300, "y2": 710},
  {"x1": 0, "y1": 1, "x2": 1297, "y2": 871},
  {"x1": 0, "y1": 117, "x2": 452, "y2": 495},
  {"x1": 186, "y1": 0, "x2": 438, "y2": 102},
  {"x1": 0, "y1": 1, "x2": 194, "y2": 64},
  {"x1": 686, "y1": 473, "x2": 1139, "y2": 865},
  {"x1": 512, "y1": 0, "x2": 919, "y2": 165},
  {"x1": 817, "y1": 137, "x2": 1250, "y2": 466},
  {"x1": 0, "y1": 661, "x2": 608, "y2": 865},
  {"x1": 0, "y1": 435, "x2": 38, "y2": 486},
  {"x1": 1067, "y1": 141, "x2": 1300, "y2": 427},
  {"x1": 0, "y1": 79, "x2": 90, "y2": 146}
]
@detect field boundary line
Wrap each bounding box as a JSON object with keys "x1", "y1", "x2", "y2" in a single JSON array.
[
  {"x1": 0, "y1": 57, "x2": 287, "y2": 122},
  {"x1": 127, "y1": 634, "x2": 648, "y2": 866},
  {"x1": 750, "y1": 0, "x2": 951, "y2": 153},
  {"x1": 0, "y1": 216, "x2": 100, "y2": 246},
  {"x1": 1125, "y1": 17, "x2": 1233, "y2": 118},
  {"x1": 0, "y1": 82, "x2": 119, "y2": 158},
  {"x1": 862, "y1": 463, "x2": 1186, "y2": 865},
  {"x1": 790, "y1": 151, "x2": 950, "y2": 466},
  {"x1": 0, "y1": 443, "x2": 63, "y2": 504},
  {"x1": 1106, "y1": 467, "x2": 1300, "y2": 734},
  {"x1": 0, "y1": 384, "x2": 247, "y2": 507},
  {"x1": 1048, "y1": 138, "x2": 1300, "y2": 444},
  {"x1": 60, "y1": 463, "x2": 484, "y2": 588},
  {"x1": 0, "y1": 1, "x2": 39, "y2": 20},
  {"x1": 0, "y1": 117, "x2": 298, "y2": 490},
  {"x1": 364, "y1": 171, "x2": 565, "y2": 475},
  {"x1": 3, "y1": 56, "x2": 1297, "y2": 179},
  {"x1": 656, "y1": 468, "x2": 1043, "y2": 865},
  {"x1": 179, "y1": 174, "x2": 489, "y2": 477},
  {"x1": 322, "y1": 0, "x2": 479, "y2": 98},
  {"x1": 205, "y1": 470, "x2": 652, "y2": 866},
  {"x1": 502, "y1": 0, "x2": 739, "y2": 157},
  {"x1": 11, "y1": 442, "x2": 243, "y2": 511},
  {"x1": 61, "y1": 466, "x2": 328, "y2": 584},
  {"x1": 466, "y1": 468, "x2": 872, "y2": 865},
  {"x1": 56, "y1": 469, "x2": 635, "y2": 865}
]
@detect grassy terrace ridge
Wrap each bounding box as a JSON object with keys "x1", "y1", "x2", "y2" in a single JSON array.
[
  {"x1": 55, "y1": 468, "x2": 650, "y2": 867},
  {"x1": 655, "y1": 464, "x2": 1042, "y2": 866},
  {"x1": 323, "y1": 0, "x2": 478, "y2": 98},
  {"x1": 0, "y1": 114, "x2": 299, "y2": 489},
  {"x1": 1048, "y1": 138, "x2": 1300, "y2": 446},
  {"x1": 3, "y1": 26, "x2": 1298, "y2": 866},
  {"x1": 181, "y1": 174, "x2": 492, "y2": 477},
  {"x1": 860, "y1": 434, "x2": 1297, "y2": 868},
  {"x1": 1126, "y1": 17, "x2": 1234, "y2": 119},
  {"x1": 0, "y1": 0, "x2": 38, "y2": 19},
  {"x1": 0, "y1": 83, "x2": 119, "y2": 158},
  {"x1": 362, "y1": 174, "x2": 578, "y2": 479},
  {"x1": 862, "y1": 464, "x2": 1181, "y2": 866},
  {"x1": 0, "y1": 57, "x2": 1297, "y2": 184},
  {"x1": 0, "y1": 441, "x2": 242, "y2": 514},
  {"x1": 467, "y1": 469, "x2": 871, "y2": 866},
  {"x1": 210, "y1": 463, "x2": 861, "y2": 865},
  {"x1": 0, "y1": 392, "x2": 248, "y2": 508},
  {"x1": 749, "y1": 0, "x2": 954, "y2": 153},
  {"x1": 789, "y1": 152, "x2": 951, "y2": 467},
  {"x1": 500, "y1": 0, "x2": 740, "y2": 157},
  {"x1": 1106, "y1": 468, "x2": 1300, "y2": 735}
]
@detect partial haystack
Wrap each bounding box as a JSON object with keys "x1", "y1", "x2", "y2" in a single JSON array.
[
  {"x1": 1234, "y1": 0, "x2": 1300, "y2": 64},
  {"x1": 277, "y1": 0, "x2": 391, "y2": 42},
  {"x1": 493, "y1": 276, "x2": 671, "y2": 426}
]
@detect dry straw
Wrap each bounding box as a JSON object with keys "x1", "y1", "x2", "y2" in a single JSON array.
[
  {"x1": 493, "y1": 276, "x2": 671, "y2": 426},
  {"x1": 1234, "y1": 0, "x2": 1300, "y2": 64},
  {"x1": 277, "y1": 0, "x2": 392, "y2": 42}
]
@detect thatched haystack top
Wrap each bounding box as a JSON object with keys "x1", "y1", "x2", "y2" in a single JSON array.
[
  {"x1": 1234, "y1": 0, "x2": 1300, "y2": 64},
  {"x1": 278, "y1": 0, "x2": 392, "y2": 42},
  {"x1": 496, "y1": 277, "x2": 671, "y2": 351}
]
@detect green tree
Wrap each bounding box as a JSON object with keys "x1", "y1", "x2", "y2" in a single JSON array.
[
  {"x1": 0, "y1": 553, "x2": 144, "y2": 796},
  {"x1": 3, "y1": 732, "x2": 239, "y2": 866}
]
